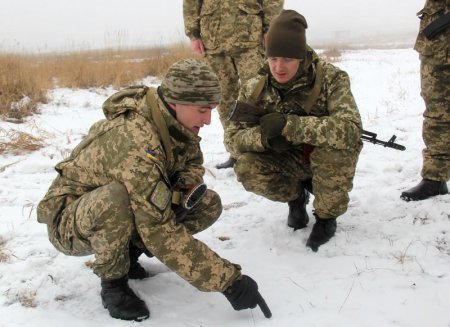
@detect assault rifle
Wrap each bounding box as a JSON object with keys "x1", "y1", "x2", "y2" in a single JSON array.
[{"x1": 228, "y1": 100, "x2": 406, "y2": 151}]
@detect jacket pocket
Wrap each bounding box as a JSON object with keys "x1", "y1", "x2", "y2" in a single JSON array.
[
  {"x1": 415, "y1": 3, "x2": 449, "y2": 61},
  {"x1": 200, "y1": 2, "x2": 220, "y2": 50},
  {"x1": 417, "y1": 4, "x2": 445, "y2": 30},
  {"x1": 234, "y1": 2, "x2": 263, "y2": 44}
]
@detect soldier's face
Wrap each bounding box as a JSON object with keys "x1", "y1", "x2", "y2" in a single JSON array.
[
  {"x1": 170, "y1": 103, "x2": 215, "y2": 134},
  {"x1": 267, "y1": 57, "x2": 302, "y2": 84}
]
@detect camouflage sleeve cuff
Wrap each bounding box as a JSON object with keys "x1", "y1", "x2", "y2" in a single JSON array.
[
  {"x1": 249, "y1": 126, "x2": 267, "y2": 152},
  {"x1": 220, "y1": 263, "x2": 242, "y2": 292},
  {"x1": 185, "y1": 27, "x2": 201, "y2": 40}
]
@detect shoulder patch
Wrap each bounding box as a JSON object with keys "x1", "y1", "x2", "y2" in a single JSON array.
[
  {"x1": 150, "y1": 181, "x2": 171, "y2": 211},
  {"x1": 145, "y1": 146, "x2": 163, "y2": 162}
]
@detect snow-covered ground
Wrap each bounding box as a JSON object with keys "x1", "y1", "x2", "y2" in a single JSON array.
[{"x1": 0, "y1": 49, "x2": 449, "y2": 327}]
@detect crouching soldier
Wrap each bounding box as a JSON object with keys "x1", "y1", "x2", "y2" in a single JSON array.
[
  {"x1": 37, "y1": 59, "x2": 270, "y2": 321},
  {"x1": 225, "y1": 10, "x2": 363, "y2": 252}
]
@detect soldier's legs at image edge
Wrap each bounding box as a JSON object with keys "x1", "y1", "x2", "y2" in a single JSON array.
[
  {"x1": 48, "y1": 182, "x2": 135, "y2": 279},
  {"x1": 180, "y1": 189, "x2": 222, "y2": 235},
  {"x1": 401, "y1": 60, "x2": 449, "y2": 201},
  {"x1": 420, "y1": 60, "x2": 450, "y2": 182}
]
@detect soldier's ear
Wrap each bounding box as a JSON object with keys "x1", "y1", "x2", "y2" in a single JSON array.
[
  {"x1": 166, "y1": 102, "x2": 179, "y2": 118},
  {"x1": 168, "y1": 102, "x2": 179, "y2": 111}
]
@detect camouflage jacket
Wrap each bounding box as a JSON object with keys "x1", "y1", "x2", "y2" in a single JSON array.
[
  {"x1": 37, "y1": 86, "x2": 240, "y2": 292},
  {"x1": 183, "y1": 0, "x2": 284, "y2": 54},
  {"x1": 225, "y1": 48, "x2": 363, "y2": 155},
  {"x1": 414, "y1": 0, "x2": 450, "y2": 63}
]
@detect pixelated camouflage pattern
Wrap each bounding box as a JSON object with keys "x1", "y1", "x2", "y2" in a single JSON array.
[
  {"x1": 226, "y1": 49, "x2": 363, "y2": 218},
  {"x1": 37, "y1": 86, "x2": 240, "y2": 291},
  {"x1": 183, "y1": 0, "x2": 284, "y2": 54},
  {"x1": 414, "y1": 0, "x2": 450, "y2": 181},
  {"x1": 45, "y1": 182, "x2": 136, "y2": 279},
  {"x1": 160, "y1": 58, "x2": 221, "y2": 105},
  {"x1": 420, "y1": 56, "x2": 450, "y2": 181},
  {"x1": 205, "y1": 48, "x2": 266, "y2": 128},
  {"x1": 183, "y1": 0, "x2": 284, "y2": 150}
]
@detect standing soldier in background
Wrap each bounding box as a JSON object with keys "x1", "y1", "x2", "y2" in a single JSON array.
[
  {"x1": 183, "y1": 0, "x2": 284, "y2": 169},
  {"x1": 401, "y1": 0, "x2": 449, "y2": 201},
  {"x1": 226, "y1": 10, "x2": 363, "y2": 252},
  {"x1": 37, "y1": 59, "x2": 270, "y2": 322}
]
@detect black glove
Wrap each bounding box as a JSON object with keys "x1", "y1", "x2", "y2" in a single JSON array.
[
  {"x1": 223, "y1": 275, "x2": 272, "y2": 318},
  {"x1": 259, "y1": 113, "x2": 290, "y2": 152},
  {"x1": 171, "y1": 204, "x2": 188, "y2": 223}
]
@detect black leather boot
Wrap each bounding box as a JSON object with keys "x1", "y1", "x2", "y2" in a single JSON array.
[
  {"x1": 215, "y1": 157, "x2": 236, "y2": 169},
  {"x1": 101, "y1": 276, "x2": 150, "y2": 321},
  {"x1": 401, "y1": 179, "x2": 448, "y2": 201},
  {"x1": 128, "y1": 243, "x2": 150, "y2": 280},
  {"x1": 287, "y1": 189, "x2": 310, "y2": 230},
  {"x1": 306, "y1": 215, "x2": 337, "y2": 252}
]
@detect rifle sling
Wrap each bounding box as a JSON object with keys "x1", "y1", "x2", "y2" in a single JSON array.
[
  {"x1": 303, "y1": 61, "x2": 323, "y2": 114},
  {"x1": 249, "y1": 75, "x2": 267, "y2": 103},
  {"x1": 145, "y1": 88, "x2": 174, "y2": 170}
]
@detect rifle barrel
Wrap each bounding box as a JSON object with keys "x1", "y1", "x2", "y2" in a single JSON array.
[{"x1": 361, "y1": 134, "x2": 405, "y2": 151}]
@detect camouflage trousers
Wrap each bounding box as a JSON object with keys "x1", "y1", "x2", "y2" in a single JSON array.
[
  {"x1": 234, "y1": 145, "x2": 361, "y2": 219},
  {"x1": 205, "y1": 47, "x2": 265, "y2": 131},
  {"x1": 47, "y1": 182, "x2": 221, "y2": 280},
  {"x1": 420, "y1": 57, "x2": 450, "y2": 181}
]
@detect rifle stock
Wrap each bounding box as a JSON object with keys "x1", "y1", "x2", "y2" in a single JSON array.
[{"x1": 228, "y1": 100, "x2": 406, "y2": 151}]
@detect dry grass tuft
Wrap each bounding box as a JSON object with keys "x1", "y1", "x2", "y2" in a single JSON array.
[
  {"x1": 0, "y1": 251, "x2": 9, "y2": 262},
  {"x1": 0, "y1": 54, "x2": 49, "y2": 121},
  {"x1": 0, "y1": 236, "x2": 10, "y2": 263},
  {"x1": 0, "y1": 127, "x2": 46, "y2": 155},
  {"x1": 1, "y1": 42, "x2": 195, "y2": 122},
  {"x1": 16, "y1": 290, "x2": 38, "y2": 308}
]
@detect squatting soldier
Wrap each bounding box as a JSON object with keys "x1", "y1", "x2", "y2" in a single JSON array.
[
  {"x1": 37, "y1": 59, "x2": 270, "y2": 321},
  {"x1": 401, "y1": 0, "x2": 449, "y2": 201},
  {"x1": 225, "y1": 10, "x2": 363, "y2": 251},
  {"x1": 183, "y1": 0, "x2": 284, "y2": 169}
]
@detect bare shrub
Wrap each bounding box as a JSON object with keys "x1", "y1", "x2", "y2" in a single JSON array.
[
  {"x1": 0, "y1": 127, "x2": 45, "y2": 154},
  {"x1": 0, "y1": 236, "x2": 10, "y2": 263},
  {"x1": 15, "y1": 290, "x2": 37, "y2": 308},
  {"x1": 321, "y1": 47, "x2": 343, "y2": 62},
  {"x1": 0, "y1": 251, "x2": 8, "y2": 262}
]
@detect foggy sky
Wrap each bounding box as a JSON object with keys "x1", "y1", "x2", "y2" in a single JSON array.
[{"x1": 0, "y1": 0, "x2": 424, "y2": 52}]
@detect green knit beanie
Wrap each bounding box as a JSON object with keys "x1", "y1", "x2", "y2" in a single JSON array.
[
  {"x1": 265, "y1": 10, "x2": 308, "y2": 59},
  {"x1": 160, "y1": 59, "x2": 221, "y2": 105}
]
